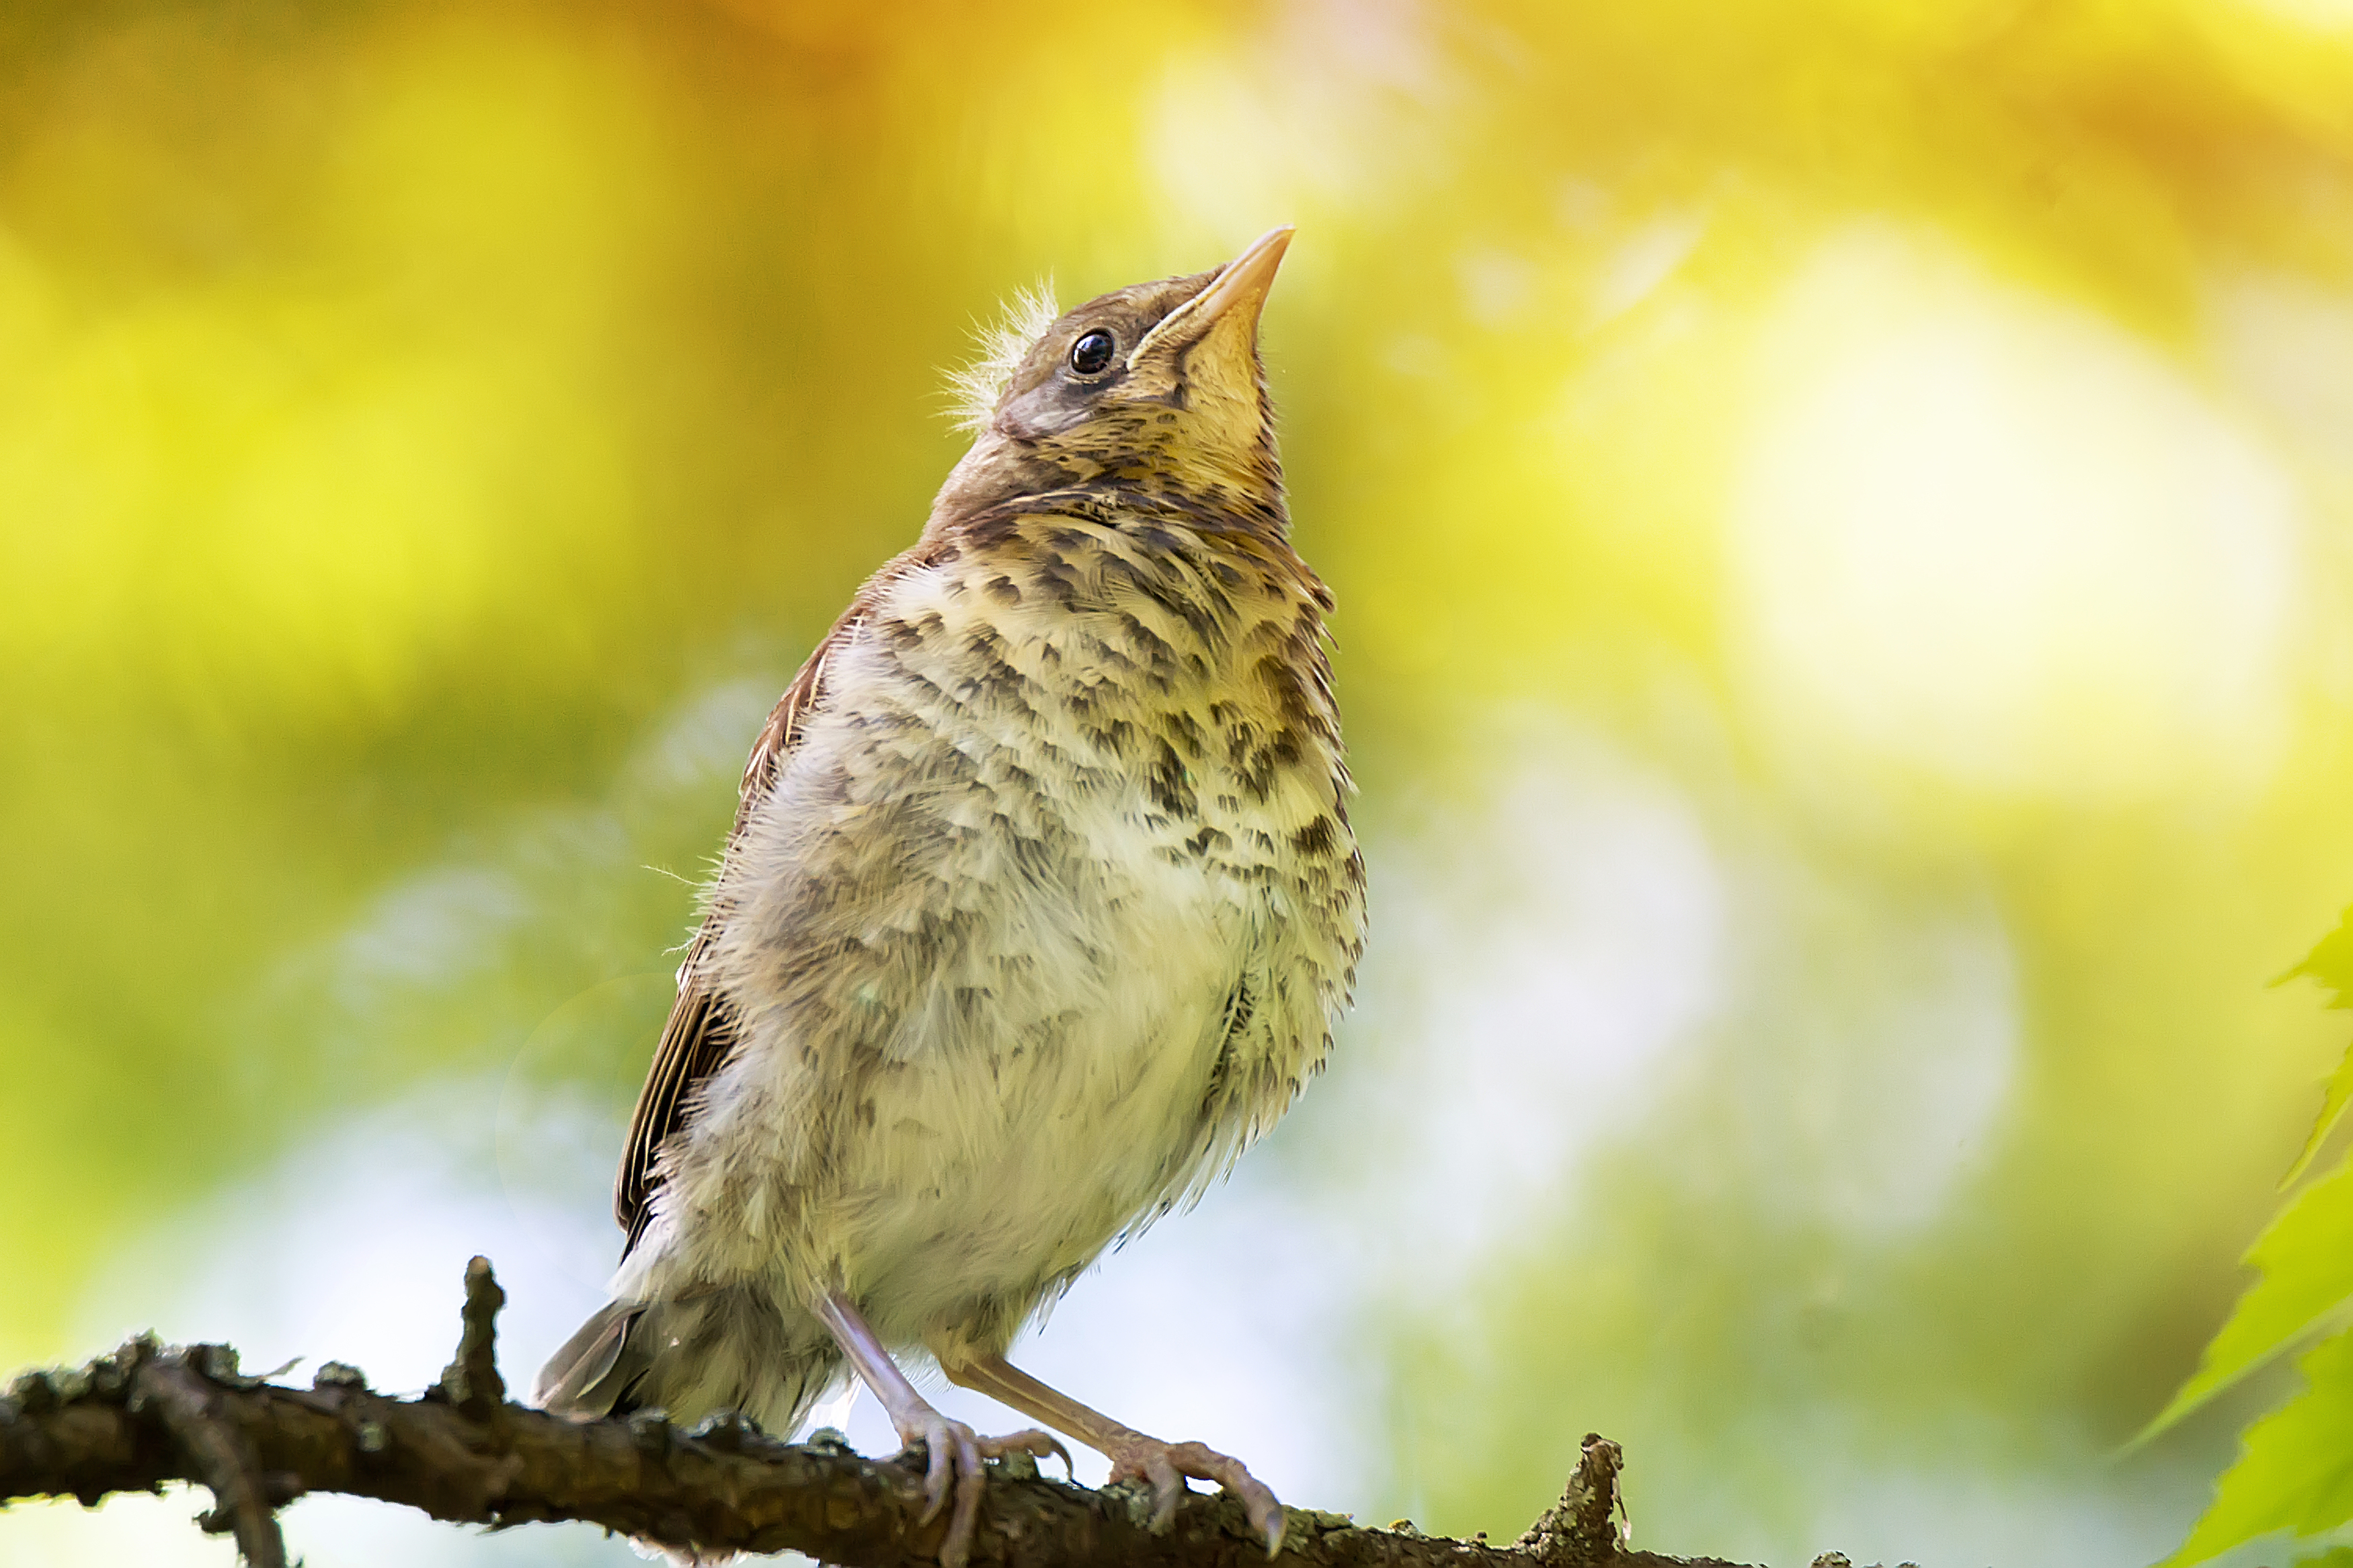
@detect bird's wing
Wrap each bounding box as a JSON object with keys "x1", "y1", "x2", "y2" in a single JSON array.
[{"x1": 612, "y1": 596, "x2": 867, "y2": 1253}]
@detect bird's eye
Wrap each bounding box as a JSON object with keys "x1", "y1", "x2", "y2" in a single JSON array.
[{"x1": 1069, "y1": 329, "x2": 1117, "y2": 375}]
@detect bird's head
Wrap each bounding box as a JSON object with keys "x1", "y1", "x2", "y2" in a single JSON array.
[{"x1": 934, "y1": 227, "x2": 1294, "y2": 530}]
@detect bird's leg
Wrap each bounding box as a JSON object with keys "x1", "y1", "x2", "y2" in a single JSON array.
[
  {"x1": 810, "y1": 1292, "x2": 1068, "y2": 1568},
  {"x1": 937, "y1": 1350, "x2": 1285, "y2": 1555}
]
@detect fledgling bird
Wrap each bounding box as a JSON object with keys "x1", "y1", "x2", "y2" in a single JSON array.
[{"x1": 536, "y1": 227, "x2": 1365, "y2": 1567}]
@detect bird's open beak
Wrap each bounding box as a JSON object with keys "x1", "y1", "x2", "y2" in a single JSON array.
[{"x1": 1128, "y1": 225, "x2": 1294, "y2": 366}]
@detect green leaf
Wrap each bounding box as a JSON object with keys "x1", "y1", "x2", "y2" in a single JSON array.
[
  {"x1": 2165, "y1": 1329, "x2": 2353, "y2": 1567},
  {"x1": 2284, "y1": 905, "x2": 2353, "y2": 1007},
  {"x1": 2280, "y1": 906, "x2": 2353, "y2": 1189},
  {"x1": 2284, "y1": 1046, "x2": 2353, "y2": 1192},
  {"x1": 2139, "y1": 1157, "x2": 2353, "y2": 1440}
]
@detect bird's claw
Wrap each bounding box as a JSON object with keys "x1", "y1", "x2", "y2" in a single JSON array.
[
  {"x1": 1107, "y1": 1436, "x2": 1287, "y2": 1557},
  {"x1": 988, "y1": 1427, "x2": 1073, "y2": 1477},
  {"x1": 895, "y1": 1414, "x2": 1069, "y2": 1568}
]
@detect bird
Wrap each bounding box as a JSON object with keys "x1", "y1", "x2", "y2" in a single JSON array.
[{"x1": 534, "y1": 226, "x2": 1365, "y2": 1567}]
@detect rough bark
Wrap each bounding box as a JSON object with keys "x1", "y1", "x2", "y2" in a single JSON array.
[{"x1": 0, "y1": 1258, "x2": 1882, "y2": 1568}]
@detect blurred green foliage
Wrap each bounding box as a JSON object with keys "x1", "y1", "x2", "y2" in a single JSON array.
[{"x1": 8, "y1": 1, "x2": 2353, "y2": 1564}]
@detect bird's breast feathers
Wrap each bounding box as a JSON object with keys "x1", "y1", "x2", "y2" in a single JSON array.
[{"x1": 666, "y1": 509, "x2": 1362, "y2": 1304}]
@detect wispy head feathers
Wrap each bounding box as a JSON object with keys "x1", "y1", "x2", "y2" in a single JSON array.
[{"x1": 945, "y1": 282, "x2": 1060, "y2": 431}]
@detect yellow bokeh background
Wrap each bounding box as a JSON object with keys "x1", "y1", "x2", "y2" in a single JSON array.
[{"x1": 7, "y1": 1, "x2": 2353, "y2": 1563}]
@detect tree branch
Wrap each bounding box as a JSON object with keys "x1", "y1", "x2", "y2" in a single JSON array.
[{"x1": 0, "y1": 1258, "x2": 1858, "y2": 1568}]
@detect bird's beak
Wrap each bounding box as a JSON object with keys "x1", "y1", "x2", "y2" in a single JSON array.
[{"x1": 1128, "y1": 225, "x2": 1295, "y2": 367}]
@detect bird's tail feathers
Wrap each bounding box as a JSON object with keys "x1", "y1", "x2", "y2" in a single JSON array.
[
  {"x1": 534, "y1": 1284, "x2": 837, "y2": 1440},
  {"x1": 534, "y1": 1298, "x2": 641, "y2": 1415}
]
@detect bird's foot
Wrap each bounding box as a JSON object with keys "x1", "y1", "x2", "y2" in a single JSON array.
[
  {"x1": 895, "y1": 1407, "x2": 1070, "y2": 1568},
  {"x1": 1105, "y1": 1434, "x2": 1285, "y2": 1556}
]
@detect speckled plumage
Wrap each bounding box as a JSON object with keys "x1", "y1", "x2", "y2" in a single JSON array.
[{"x1": 539, "y1": 231, "x2": 1362, "y2": 1559}]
